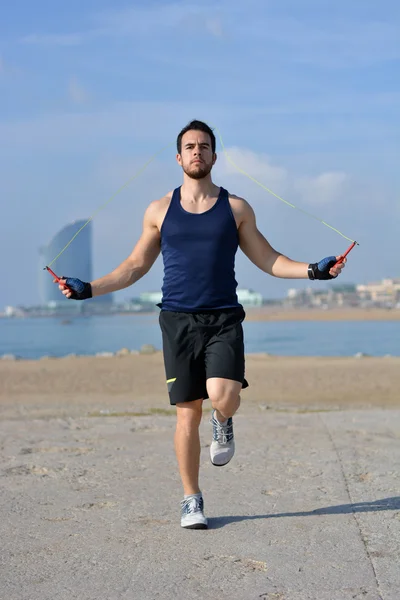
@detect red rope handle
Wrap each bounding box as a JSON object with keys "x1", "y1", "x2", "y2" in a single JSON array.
[
  {"x1": 44, "y1": 266, "x2": 73, "y2": 292},
  {"x1": 334, "y1": 241, "x2": 357, "y2": 267}
]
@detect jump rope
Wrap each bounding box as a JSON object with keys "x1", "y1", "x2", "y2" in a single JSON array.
[{"x1": 43, "y1": 126, "x2": 358, "y2": 290}]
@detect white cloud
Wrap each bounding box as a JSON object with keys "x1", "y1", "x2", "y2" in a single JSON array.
[
  {"x1": 217, "y1": 146, "x2": 348, "y2": 210},
  {"x1": 218, "y1": 147, "x2": 289, "y2": 195},
  {"x1": 68, "y1": 77, "x2": 90, "y2": 104},
  {"x1": 294, "y1": 172, "x2": 348, "y2": 205}
]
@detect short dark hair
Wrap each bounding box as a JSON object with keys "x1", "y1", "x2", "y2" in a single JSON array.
[{"x1": 177, "y1": 120, "x2": 216, "y2": 154}]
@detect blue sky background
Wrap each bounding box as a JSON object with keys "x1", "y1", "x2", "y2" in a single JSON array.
[{"x1": 1, "y1": 0, "x2": 399, "y2": 307}]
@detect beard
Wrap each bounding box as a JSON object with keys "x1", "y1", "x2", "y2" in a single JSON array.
[{"x1": 182, "y1": 160, "x2": 213, "y2": 180}]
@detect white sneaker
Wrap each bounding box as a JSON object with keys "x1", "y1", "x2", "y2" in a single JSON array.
[
  {"x1": 180, "y1": 495, "x2": 208, "y2": 529},
  {"x1": 210, "y1": 409, "x2": 235, "y2": 466}
]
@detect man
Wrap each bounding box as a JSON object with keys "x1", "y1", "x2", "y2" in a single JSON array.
[{"x1": 56, "y1": 120, "x2": 346, "y2": 530}]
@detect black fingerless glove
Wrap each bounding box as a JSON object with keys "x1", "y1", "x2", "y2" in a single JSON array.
[
  {"x1": 308, "y1": 256, "x2": 337, "y2": 281},
  {"x1": 62, "y1": 277, "x2": 92, "y2": 300}
]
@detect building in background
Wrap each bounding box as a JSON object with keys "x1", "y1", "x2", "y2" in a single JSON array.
[
  {"x1": 39, "y1": 220, "x2": 112, "y2": 309},
  {"x1": 130, "y1": 288, "x2": 263, "y2": 310},
  {"x1": 237, "y1": 288, "x2": 263, "y2": 307},
  {"x1": 285, "y1": 278, "x2": 400, "y2": 309},
  {"x1": 139, "y1": 291, "x2": 163, "y2": 306},
  {"x1": 357, "y1": 279, "x2": 400, "y2": 308}
]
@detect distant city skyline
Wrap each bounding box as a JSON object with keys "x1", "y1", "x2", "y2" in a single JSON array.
[{"x1": 3, "y1": 270, "x2": 399, "y2": 314}]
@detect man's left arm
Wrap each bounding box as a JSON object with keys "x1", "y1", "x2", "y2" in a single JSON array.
[{"x1": 236, "y1": 200, "x2": 345, "y2": 279}]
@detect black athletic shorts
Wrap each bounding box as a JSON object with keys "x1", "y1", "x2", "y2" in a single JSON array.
[{"x1": 159, "y1": 307, "x2": 249, "y2": 405}]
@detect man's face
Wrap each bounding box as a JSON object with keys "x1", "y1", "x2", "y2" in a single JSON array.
[{"x1": 177, "y1": 130, "x2": 216, "y2": 180}]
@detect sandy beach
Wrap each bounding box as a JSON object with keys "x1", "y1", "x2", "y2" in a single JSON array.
[
  {"x1": 244, "y1": 307, "x2": 400, "y2": 321},
  {"x1": 1, "y1": 353, "x2": 399, "y2": 419},
  {"x1": 109, "y1": 308, "x2": 400, "y2": 322}
]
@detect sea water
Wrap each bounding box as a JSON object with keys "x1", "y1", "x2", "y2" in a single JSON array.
[{"x1": 0, "y1": 315, "x2": 398, "y2": 359}]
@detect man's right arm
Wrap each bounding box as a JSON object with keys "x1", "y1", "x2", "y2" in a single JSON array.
[{"x1": 58, "y1": 200, "x2": 162, "y2": 299}]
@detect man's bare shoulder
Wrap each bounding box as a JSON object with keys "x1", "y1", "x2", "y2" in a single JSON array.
[
  {"x1": 228, "y1": 193, "x2": 254, "y2": 224},
  {"x1": 145, "y1": 191, "x2": 174, "y2": 229}
]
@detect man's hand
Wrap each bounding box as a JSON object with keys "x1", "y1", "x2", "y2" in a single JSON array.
[
  {"x1": 55, "y1": 277, "x2": 92, "y2": 300},
  {"x1": 308, "y1": 256, "x2": 347, "y2": 280}
]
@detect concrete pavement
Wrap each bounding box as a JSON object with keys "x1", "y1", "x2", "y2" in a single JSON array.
[{"x1": 1, "y1": 407, "x2": 399, "y2": 599}]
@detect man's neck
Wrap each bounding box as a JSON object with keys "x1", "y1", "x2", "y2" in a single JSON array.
[{"x1": 181, "y1": 175, "x2": 220, "y2": 202}]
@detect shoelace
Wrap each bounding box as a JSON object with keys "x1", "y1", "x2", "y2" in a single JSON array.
[
  {"x1": 181, "y1": 496, "x2": 203, "y2": 515},
  {"x1": 212, "y1": 415, "x2": 233, "y2": 444}
]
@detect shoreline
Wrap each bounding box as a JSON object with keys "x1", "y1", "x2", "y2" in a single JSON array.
[
  {"x1": 2, "y1": 307, "x2": 400, "y2": 322},
  {"x1": 1, "y1": 351, "x2": 398, "y2": 362},
  {"x1": 244, "y1": 307, "x2": 400, "y2": 321}
]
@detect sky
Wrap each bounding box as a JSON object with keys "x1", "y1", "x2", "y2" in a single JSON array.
[{"x1": 1, "y1": 0, "x2": 399, "y2": 307}]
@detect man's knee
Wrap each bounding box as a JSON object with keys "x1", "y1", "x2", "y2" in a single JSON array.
[
  {"x1": 207, "y1": 378, "x2": 242, "y2": 418},
  {"x1": 211, "y1": 394, "x2": 241, "y2": 419}
]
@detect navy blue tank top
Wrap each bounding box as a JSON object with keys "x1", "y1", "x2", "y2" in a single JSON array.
[{"x1": 160, "y1": 186, "x2": 241, "y2": 312}]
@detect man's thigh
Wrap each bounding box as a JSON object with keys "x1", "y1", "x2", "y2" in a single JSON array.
[
  {"x1": 204, "y1": 309, "x2": 248, "y2": 389},
  {"x1": 206, "y1": 377, "x2": 243, "y2": 402},
  {"x1": 159, "y1": 311, "x2": 207, "y2": 405}
]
